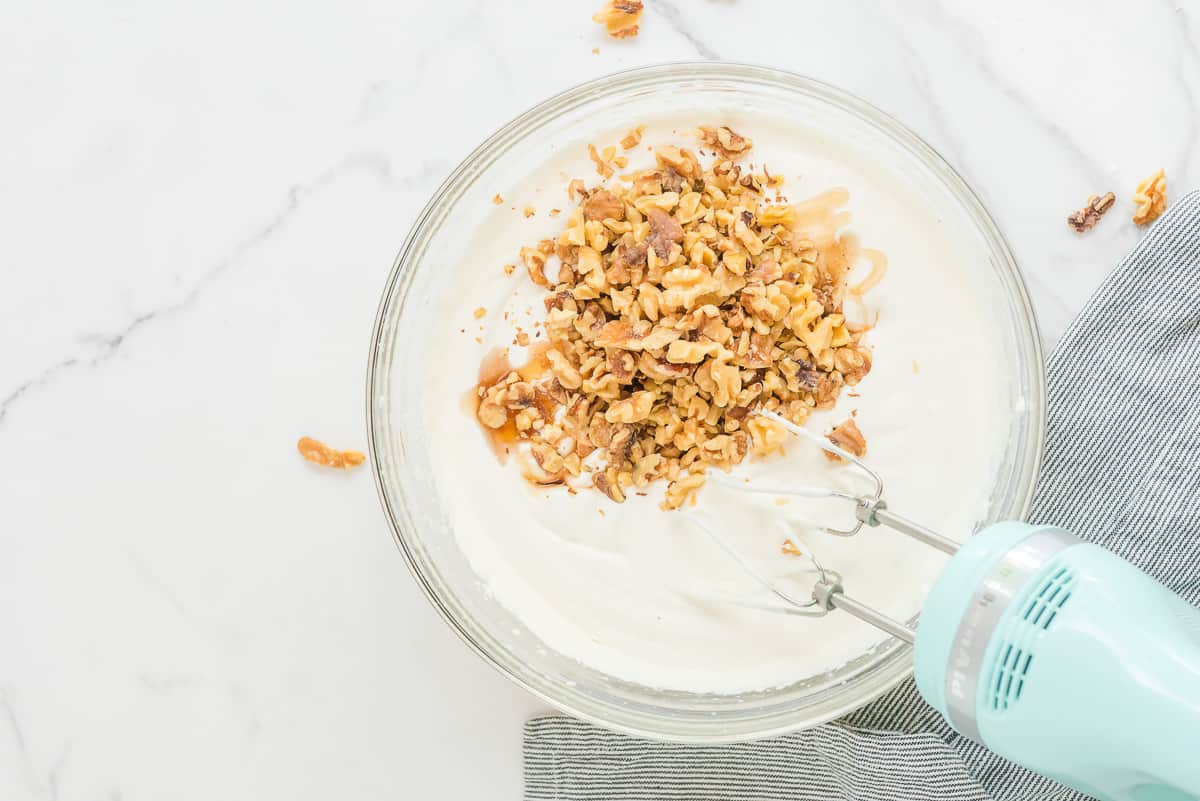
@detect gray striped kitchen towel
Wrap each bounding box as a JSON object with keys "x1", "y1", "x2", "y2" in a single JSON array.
[{"x1": 524, "y1": 190, "x2": 1200, "y2": 801}]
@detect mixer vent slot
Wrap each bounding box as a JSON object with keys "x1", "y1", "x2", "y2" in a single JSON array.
[
  {"x1": 991, "y1": 645, "x2": 1034, "y2": 711},
  {"x1": 989, "y1": 565, "x2": 1076, "y2": 712},
  {"x1": 1020, "y1": 566, "x2": 1076, "y2": 630}
]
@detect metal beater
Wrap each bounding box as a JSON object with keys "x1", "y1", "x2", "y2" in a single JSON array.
[{"x1": 693, "y1": 409, "x2": 959, "y2": 643}]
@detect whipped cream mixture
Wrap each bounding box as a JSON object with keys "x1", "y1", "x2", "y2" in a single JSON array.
[{"x1": 424, "y1": 115, "x2": 1010, "y2": 693}]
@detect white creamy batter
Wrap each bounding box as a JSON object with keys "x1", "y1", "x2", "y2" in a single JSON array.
[{"x1": 424, "y1": 114, "x2": 1010, "y2": 693}]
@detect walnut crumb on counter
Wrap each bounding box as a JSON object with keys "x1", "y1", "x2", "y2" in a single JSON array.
[
  {"x1": 1132, "y1": 169, "x2": 1167, "y2": 225},
  {"x1": 1067, "y1": 192, "x2": 1115, "y2": 233},
  {"x1": 592, "y1": 0, "x2": 643, "y2": 39},
  {"x1": 297, "y1": 437, "x2": 365, "y2": 469}
]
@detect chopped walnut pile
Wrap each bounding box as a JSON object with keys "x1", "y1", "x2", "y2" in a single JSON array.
[
  {"x1": 1132, "y1": 169, "x2": 1167, "y2": 225},
  {"x1": 1067, "y1": 192, "x2": 1115, "y2": 233},
  {"x1": 592, "y1": 0, "x2": 643, "y2": 39},
  {"x1": 297, "y1": 437, "x2": 366, "y2": 469},
  {"x1": 474, "y1": 125, "x2": 878, "y2": 508}
]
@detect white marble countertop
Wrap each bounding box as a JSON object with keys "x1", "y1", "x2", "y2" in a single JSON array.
[{"x1": 2, "y1": 1, "x2": 1195, "y2": 798}]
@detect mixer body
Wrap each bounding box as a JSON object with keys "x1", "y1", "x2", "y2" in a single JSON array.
[
  {"x1": 717, "y1": 411, "x2": 1200, "y2": 798},
  {"x1": 914, "y1": 522, "x2": 1200, "y2": 801}
]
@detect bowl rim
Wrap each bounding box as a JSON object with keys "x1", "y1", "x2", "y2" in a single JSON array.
[{"x1": 366, "y1": 60, "x2": 1046, "y2": 742}]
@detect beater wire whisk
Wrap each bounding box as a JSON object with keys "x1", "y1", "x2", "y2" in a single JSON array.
[{"x1": 691, "y1": 410, "x2": 962, "y2": 644}]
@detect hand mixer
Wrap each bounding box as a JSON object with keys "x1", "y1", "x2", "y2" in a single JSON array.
[{"x1": 705, "y1": 410, "x2": 1200, "y2": 801}]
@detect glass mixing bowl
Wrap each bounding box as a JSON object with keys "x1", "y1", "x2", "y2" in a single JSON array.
[{"x1": 367, "y1": 62, "x2": 1045, "y2": 742}]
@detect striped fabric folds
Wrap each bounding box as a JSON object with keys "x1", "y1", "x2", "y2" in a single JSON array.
[{"x1": 524, "y1": 191, "x2": 1200, "y2": 801}]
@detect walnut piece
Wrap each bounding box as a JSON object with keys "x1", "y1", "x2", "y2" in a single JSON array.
[
  {"x1": 472, "y1": 125, "x2": 884, "y2": 506},
  {"x1": 593, "y1": 467, "x2": 627, "y2": 502},
  {"x1": 647, "y1": 208, "x2": 684, "y2": 259},
  {"x1": 588, "y1": 144, "x2": 615, "y2": 179},
  {"x1": 747, "y1": 416, "x2": 787, "y2": 456},
  {"x1": 1066, "y1": 192, "x2": 1115, "y2": 233},
  {"x1": 825, "y1": 418, "x2": 866, "y2": 462},
  {"x1": 663, "y1": 472, "x2": 706, "y2": 510},
  {"x1": 697, "y1": 125, "x2": 753, "y2": 159},
  {"x1": 1132, "y1": 169, "x2": 1167, "y2": 225},
  {"x1": 583, "y1": 188, "x2": 625, "y2": 222},
  {"x1": 297, "y1": 437, "x2": 365, "y2": 469},
  {"x1": 592, "y1": 0, "x2": 643, "y2": 39}
]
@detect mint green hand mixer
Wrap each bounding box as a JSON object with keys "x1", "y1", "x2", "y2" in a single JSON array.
[{"x1": 703, "y1": 410, "x2": 1200, "y2": 801}]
